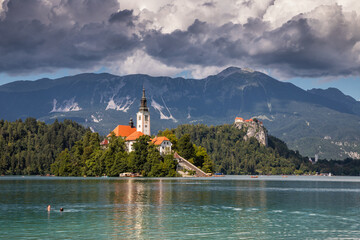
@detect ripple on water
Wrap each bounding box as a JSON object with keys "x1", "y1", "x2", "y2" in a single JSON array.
[
  {"x1": 1, "y1": 177, "x2": 359, "y2": 239},
  {"x1": 272, "y1": 210, "x2": 283, "y2": 213}
]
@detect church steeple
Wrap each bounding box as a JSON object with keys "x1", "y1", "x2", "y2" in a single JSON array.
[
  {"x1": 136, "y1": 87, "x2": 150, "y2": 135},
  {"x1": 139, "y1": 87, "x2": 148, "y2": 112}
]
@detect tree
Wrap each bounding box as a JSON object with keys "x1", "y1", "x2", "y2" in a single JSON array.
[
  {"x1": 145, "y1": 145, "x2": 163, "y2": 177},
  {"x1": 162, "y1": 154, "x2": 178, "y2": 177},
  {"x1": 177, "y1": 134, "x2": 195, "y2": 161},
  {"x1": 85, "y1": 149, "x2": 103, "y2": 176},
  {"x1": 52, "y1": 149, "x2": 72, "y2": 176},
  {"x1": 131, "y1": 135, "x2": 151, "y2": 173}
]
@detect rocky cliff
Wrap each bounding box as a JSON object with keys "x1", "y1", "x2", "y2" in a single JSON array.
[{"x1": 234, "y1": 118, "x2": 268, "y2": 146}]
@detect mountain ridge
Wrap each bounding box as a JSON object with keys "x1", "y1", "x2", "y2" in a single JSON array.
[{"x1": 0, "y1": 67, "x2": 359, "y2": 160}]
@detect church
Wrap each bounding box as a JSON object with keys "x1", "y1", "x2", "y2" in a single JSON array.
[{"x1": 101, "y1": 88, "x2": 172, "y2": 155}]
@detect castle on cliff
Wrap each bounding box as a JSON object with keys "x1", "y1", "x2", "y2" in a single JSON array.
[{"x1": 234, "y1": 117, "x2": 268, "y2": 146}]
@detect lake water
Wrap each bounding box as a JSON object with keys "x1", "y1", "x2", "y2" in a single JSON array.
[{"x1": 1, "y1": 176, "x2": 360, "y2": 239}]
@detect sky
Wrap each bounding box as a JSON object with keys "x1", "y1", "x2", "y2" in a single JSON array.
[{"x1": 0, "y1": 0, "x2": 359, "y2": 100}]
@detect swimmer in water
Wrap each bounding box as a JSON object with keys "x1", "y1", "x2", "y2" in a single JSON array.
[
  {"x1": 47, "y1": 205, "x2": 51, "y2": 212},
  {"x1": 60, "y1": 208, "x2": 64, "y2": 212}
]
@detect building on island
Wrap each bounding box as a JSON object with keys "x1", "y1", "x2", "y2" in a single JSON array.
[
  {"x1": 103, "y1": 88, "x2": 172, "y2": 154},
  {"x1": 125, "y1": 131, "x2": 144, "y2": 152},
  {"x1": 100, "y1": 138, "x2": 109, "y2": 147},
  {"x1": 108, "y1": 118, "x2": 137, "y2": 138},
  {"x1": 151, "y1": 136, "x2": 172, "y2": 155}
]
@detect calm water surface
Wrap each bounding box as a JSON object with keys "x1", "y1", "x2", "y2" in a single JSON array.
[{"x1": 1, "y1": 175, "x2": 360, "y2": 239}]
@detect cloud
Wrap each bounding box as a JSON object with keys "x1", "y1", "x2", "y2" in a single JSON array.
[
  {"x1": 202, "y1": 2, "x2": 216, "y2": 8},
  {"x1": 108, "y1": 49, "x2": 184, "y2": 77},
  {"x1": 0, "y1": 0, "x2": 139, "y2": 74},
  {"x1": 109, "y1": 9, "x2": 135, "y2": 26},
  {"x1": 0, "y1": 0, "x2": 360, "y2": 79},
  {"x1": 141, "y1": 2, "x2": 360, "y2": 78}
]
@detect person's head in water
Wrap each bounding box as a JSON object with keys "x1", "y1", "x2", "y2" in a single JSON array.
[{"x1": 60, "y1": 208, "x2": 64, "y2": 212}]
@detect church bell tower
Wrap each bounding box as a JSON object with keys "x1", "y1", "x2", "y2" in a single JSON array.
[{"x1": 136, "y1": 87, "x2": 150, "y2": 135}]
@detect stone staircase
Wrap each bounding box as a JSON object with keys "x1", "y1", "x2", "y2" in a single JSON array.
[{"x1": 174, "y1": 152, "x2": 208, "y2": 177}]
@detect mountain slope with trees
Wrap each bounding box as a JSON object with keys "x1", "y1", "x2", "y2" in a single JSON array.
[
  {"x1": 172, "y1": 124, "x2": 311, "y2": 175},
  {"x1": 171, "y1": 124, "x2": 360, "y2": 175}
]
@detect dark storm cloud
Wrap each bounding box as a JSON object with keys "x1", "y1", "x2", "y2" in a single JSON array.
[
  {"x1": 202, "y1": 1, "x2": 215, "y2": 7},
  {"x1": 0, "y1": 0, "x2": 360, "y2": 78},
  {"x1": 144, "y1": 20, "x2": 235, "y2": 67},
  {"x1": 109, "y1": 9, "x2": 136, "y2": 26},
  {"x1": 0, "y1": 0, "x2": 139, "y2": 74},
  {"x1": 143, "y1": 4, "x2": 360, "y2": 78},
  {"x1": 248, "y1": 8, "x2": 360, "y2": 77},
  {"x1": 143, "y1": 19, "x2": 258, "y2": 67}
]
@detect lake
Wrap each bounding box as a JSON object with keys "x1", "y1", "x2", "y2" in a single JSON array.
[{"x1": 1, "y1": 175, "x2": 359, "y2": 239}]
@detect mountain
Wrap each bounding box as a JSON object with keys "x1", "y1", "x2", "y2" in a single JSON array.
[
  {"x1": 308, "y1": 88, "x2": 360, "y2": 116},
  {"x1": 1, "y1": 67, "x2": 359, "y2": 159}
]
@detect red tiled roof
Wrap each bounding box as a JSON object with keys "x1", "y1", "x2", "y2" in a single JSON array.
[
  {"x1": 245, "y1": 119, "x2": 253, "y2": 122},
  {"x1": 125, "y1": 131, "x2": 144, "y2": 141},
  {"x1": 100, "y1": 139, "x2": 109, "y2": 145},
  {"x1": 235, "y1": 117, "x2": 244, "y2": 121},
  {"x1": 151, "y1": 136, "x2": 170, "y2": 145},
  {"x1": 108, "y1": 125, "x2": 137, "y2": 138}
]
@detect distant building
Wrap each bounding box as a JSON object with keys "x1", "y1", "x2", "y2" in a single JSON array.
[
  {"x1": 309, "y1": 154, "x2": 319, "y2": 164},
  {"x1": 235, "y1": 117, "x2": 244, "y2": 123},
  {"x1": 100, "y1": 138, "x2": 109, "y2": 148}
]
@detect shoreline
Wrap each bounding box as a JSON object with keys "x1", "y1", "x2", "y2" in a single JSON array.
[{"x1": 1, "y1": 175, "x2": 360, "y2": 182}]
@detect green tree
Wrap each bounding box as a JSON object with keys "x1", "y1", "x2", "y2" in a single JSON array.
[
  {"x1": 53, "y1": 149, "x2": 72, "y2": 176},
  {"x1": 177, "y1": 134, "x2": 195, "y2": 161},
  {"x1": 130, "y1": 135, "x2": 151, "y2": 173}
]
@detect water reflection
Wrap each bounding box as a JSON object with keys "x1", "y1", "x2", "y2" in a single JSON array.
[
  {"x1": 108, "y1": 179, "x2": 274, "y2": 238},
  {"x1": 111, "y1": 179, "x2": 149, "y2": 238}
]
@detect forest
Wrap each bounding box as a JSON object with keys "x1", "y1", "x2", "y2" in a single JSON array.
[
  {"x1": 171, "y1": 124, "x2": 360, "y2": 175},
  {"x1": 170, "y1": 124, "x2": 310, "y2": 175},
  {"x1": 1, "y1": 118, "x2": 359, "y2": 176},
  {"x1": 0, "y1": 118, "x2": 211, "y2": 177},
  {"x1": 0, "y1": 118, "x2": 87, "y2": 175}
]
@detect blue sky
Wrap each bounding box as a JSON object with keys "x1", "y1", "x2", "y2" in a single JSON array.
[
  {"x1": 0, "y1": 0, "x2": 359, "y2": 100},
  {"x1": 289, "y1": 76, "x2": 360, "y2": 101}
]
